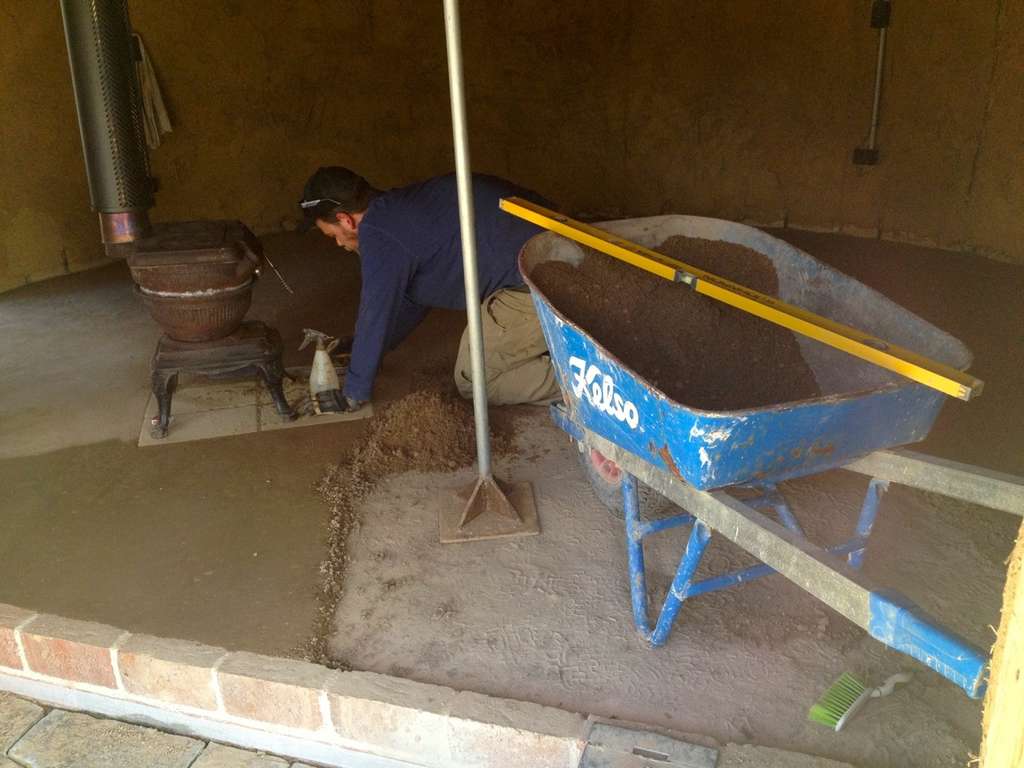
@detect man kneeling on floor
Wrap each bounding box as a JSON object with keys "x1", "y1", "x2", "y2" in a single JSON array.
[{"x1": 299, "y1": 166, "x2": 560, "y2": 411}]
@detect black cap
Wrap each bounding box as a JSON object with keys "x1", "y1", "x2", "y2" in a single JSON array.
[{"x1": 298, "y1": 167, "x2": 376, "y2": 231}]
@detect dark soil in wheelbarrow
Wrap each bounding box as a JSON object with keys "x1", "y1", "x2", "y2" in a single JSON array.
[{"x1": 530, "y1": 235, "x2": 821, "y2": 410}]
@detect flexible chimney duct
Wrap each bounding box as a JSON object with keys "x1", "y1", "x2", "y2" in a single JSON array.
[{"x1": 60, "y1": 0, "x2": 154, "y2": 246}]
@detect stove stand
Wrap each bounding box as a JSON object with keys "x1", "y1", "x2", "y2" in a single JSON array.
[{"x1": 150, "y1": 320, "x2": 297, "y2": 439}]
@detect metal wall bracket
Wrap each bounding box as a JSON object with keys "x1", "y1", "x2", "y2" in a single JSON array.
[
  {"x1": 852, "y1": 147, "x2": 880, "y2": 165},
  {"x1": 853, "y1": 0, "x2": 891, "y2": 164}
]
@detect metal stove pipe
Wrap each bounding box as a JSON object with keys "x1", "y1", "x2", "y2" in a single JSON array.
[{"x1": 60, "y1": 0, "x2": 154, "y2": 246}]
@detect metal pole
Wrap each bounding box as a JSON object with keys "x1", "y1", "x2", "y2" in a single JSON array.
[
  {"x1": 60, "y1": 0, "x2": 154, "y2": 246},
  {"x1": 442, "y1": 0, "x2": 491, "y2": 479},
  {"x1": 866, "y1": 26, "x2": 887, "y2": 150}
]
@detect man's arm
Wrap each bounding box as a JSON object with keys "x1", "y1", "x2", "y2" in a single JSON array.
[
  {"x1": 342, "y1": 233, "x2": 424, "y2": 403},
  {"x1": 387, "y1": 297, "x2": 429, "y2": 352}
]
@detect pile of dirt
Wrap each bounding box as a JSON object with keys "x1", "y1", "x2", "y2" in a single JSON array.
[
  {"x1": 350, "y1": 389, "x2": 500, "y2": 475},
  {"x1": 304, "y1": 388, "x2": 513, "y2": 664},
  {"x1": 531, "y1": 235, "x2": 821, "y2": 410}
]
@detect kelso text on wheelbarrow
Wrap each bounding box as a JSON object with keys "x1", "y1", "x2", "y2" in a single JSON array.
[{"x1": 569, "y1": 355, "x2": 640, "y2": 429}]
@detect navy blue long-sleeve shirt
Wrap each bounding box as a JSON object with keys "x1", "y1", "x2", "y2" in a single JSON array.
[{"x1": 343, "y1": 173, "x2": 546, "y2": 401}]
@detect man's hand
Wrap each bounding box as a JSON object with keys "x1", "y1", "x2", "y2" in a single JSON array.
[
  {"x1": 314, "y1": 389, "x2": 366, "y2": 414},
  {"x1": 341, "y1": 395, "x2": 367, "y2": 412}
]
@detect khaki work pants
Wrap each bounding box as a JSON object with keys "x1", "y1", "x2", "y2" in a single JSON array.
[{"x1": 454, "y1": 288, "x2": 560, "y2": 406}]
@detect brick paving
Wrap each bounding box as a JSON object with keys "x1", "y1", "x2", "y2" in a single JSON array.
[
  {"x1": 0, "y1": 693, "x2": 315, "y2": 768},
  {"x1": 9, "y1": 710, "x2": 202, "y2": 768},
  {"x1": 0, "y1": 695, "x2": 42, "y2": 753},
  {"x1": 191, "y1": 742, "x2": 289, "y2": 767}
]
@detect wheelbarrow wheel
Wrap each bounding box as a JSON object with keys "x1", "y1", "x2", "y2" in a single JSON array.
[{"x1": 577, "y1": 443, "x2": 668, "y2": 518}]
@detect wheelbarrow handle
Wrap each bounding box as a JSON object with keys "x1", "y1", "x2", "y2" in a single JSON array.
[{"x1": 868, "y1": 591, "x2": 987, "y2": 699}]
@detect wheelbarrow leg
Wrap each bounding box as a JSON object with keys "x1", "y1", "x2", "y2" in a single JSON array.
[
  {"x1": 768, "y1": 488, "x2": 803, "y2": 537},
  {"x1": 623, "y1": 473, "x2": 652, "y2": 638},
  {"x1": 750, "y1": 484, "x2": 804, "y2": 537},
  {"x1": 623, "y1": 471, "x2": 713, "y2": 646},
  {"x1": 848, "y1": 478, "x2": 888, "y2": 570},
  {"x1": 650, "y1": 520, "x2": 712, "y2": 646}
]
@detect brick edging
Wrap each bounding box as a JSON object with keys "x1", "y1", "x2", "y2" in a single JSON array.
[{"x1": 0, "y1": 603, "x2": 584, "y2": 768}]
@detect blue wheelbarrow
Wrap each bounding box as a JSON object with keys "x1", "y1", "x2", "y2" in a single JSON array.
[{"x1": 519, "y1": 215, "x2": 1024, "y2": 700}]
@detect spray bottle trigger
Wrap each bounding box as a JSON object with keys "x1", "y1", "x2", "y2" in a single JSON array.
[{"x1": 298, "y1": 327, "x2": 330, "y2": 351}]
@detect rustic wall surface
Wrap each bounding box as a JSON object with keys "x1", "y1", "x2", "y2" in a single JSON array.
[{"x1": 1, "y1": 1, "x2": 1021, "y2": 292}]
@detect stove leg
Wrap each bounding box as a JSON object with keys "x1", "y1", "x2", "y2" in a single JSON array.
[
  {"x1": 151, "y1": 370, "x2": 178, "y2": 439},
  {"x1": 257, "y1": 360, "x2": 297, "y2": 421}
]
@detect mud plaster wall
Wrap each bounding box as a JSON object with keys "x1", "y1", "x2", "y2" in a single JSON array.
[{"x1": 2, "y1": 1, "x2": 1022, "y2": 293}]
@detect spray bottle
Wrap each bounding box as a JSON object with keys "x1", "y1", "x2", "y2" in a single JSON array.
[{"x1": 299, "y1": 328, "x2": 343, "y2": 413}]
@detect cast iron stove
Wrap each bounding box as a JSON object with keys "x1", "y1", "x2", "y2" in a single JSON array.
[
  {"x1": 149, "y1": 320, "x2": 295, "y2": 439},
  {"x1": 128, "y1": 219, "x2": 297, "y2": 439}
]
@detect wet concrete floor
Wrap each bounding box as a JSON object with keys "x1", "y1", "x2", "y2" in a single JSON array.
[
  {"x1": 0, "y1": 231, "x2": 461, "y2": 654},
  {"x1": 0, "y1": 228, "x2": 1020, "y2": 659}
]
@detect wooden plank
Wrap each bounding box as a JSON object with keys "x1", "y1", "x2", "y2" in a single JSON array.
[
  {"x1": 981, "y1": 522, "x2": 1024, "y2": 768},
  {"x1": 846, "y1": 449, "x2": 1024, "y2": 517}
]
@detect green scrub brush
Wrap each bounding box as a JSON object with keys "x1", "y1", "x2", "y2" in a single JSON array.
[{"x1": 809, "y1": 671, "x2": 912, "y2": 731}]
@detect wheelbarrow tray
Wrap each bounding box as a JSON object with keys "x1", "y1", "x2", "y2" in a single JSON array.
[{"x1": 520, "y1": 216, "x2": 972, "y2": 491}]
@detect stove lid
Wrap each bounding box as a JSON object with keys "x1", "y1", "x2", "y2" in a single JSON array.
[{"x1": 127, "y1": 220, "x2": 260, "y2": 266}]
